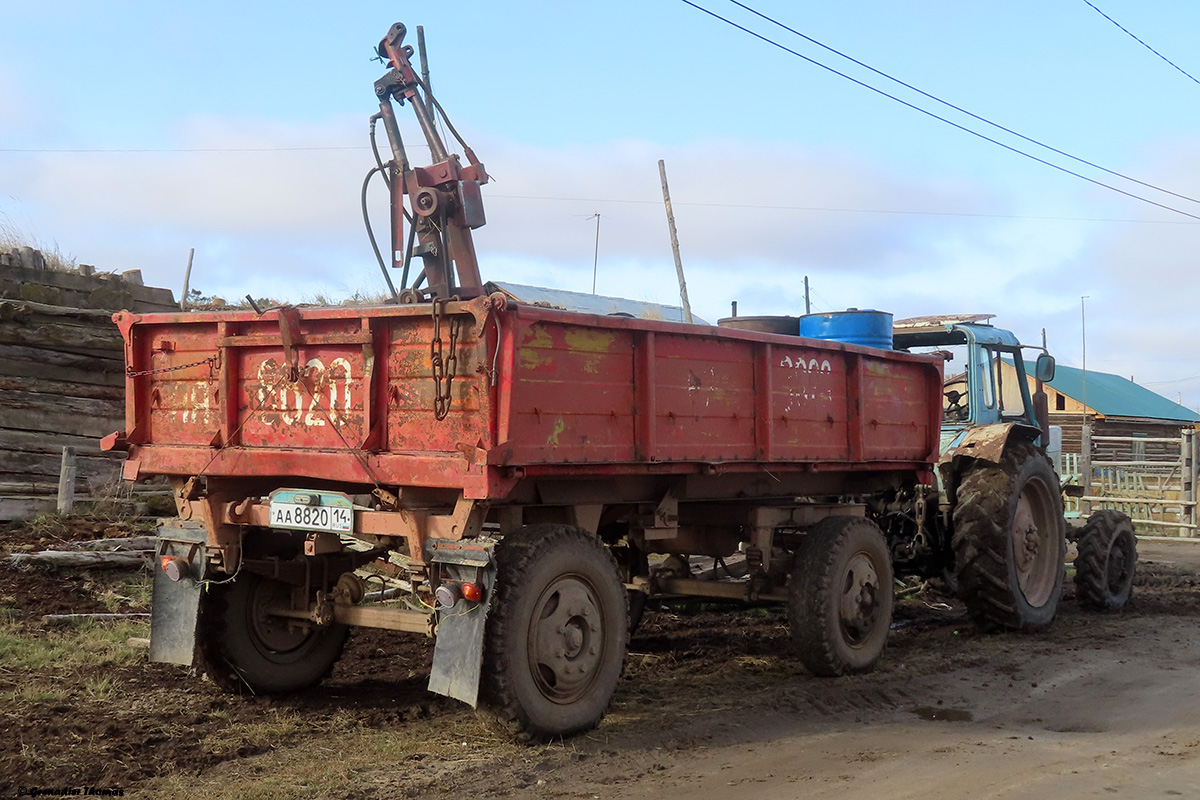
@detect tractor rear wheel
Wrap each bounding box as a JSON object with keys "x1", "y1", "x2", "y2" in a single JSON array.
[{"x1": 951, "y1": 443, "x2": 1066, "y2": 630}]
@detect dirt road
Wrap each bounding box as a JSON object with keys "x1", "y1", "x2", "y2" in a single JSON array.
[{"x1": 4, "y1": 525, "x2": 1200, "y2": 799}]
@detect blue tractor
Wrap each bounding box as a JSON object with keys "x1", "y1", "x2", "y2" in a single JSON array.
[{"x1": 889, "y1": 315, "x2": 1136, "y2": 628}]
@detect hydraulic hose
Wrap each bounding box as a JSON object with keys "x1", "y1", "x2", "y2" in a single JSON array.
[{"x1": 361, "y1": 165, "x2": 399, "y2": 300}]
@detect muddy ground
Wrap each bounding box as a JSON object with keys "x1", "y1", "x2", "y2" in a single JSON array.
[{"x1": 3, "y1": 521, "x2": 1200, "y2": 799}]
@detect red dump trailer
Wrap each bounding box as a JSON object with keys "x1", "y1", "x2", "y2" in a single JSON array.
[
  {"x1": 109, "y1": 296, "x2": 944, "y2": 739},
  {"x1": 104, "y1": 19, "x2": 1076, "y2": 743}
]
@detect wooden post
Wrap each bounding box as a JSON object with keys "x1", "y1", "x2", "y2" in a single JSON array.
[
  {"x1": 658, "y1": 160, "x2": 694, "y2": 323},
  {"x1": 181, "y1": 247, "x2": 194, "y2": 311},
  {"x1": 56, "y1": 446, "x2": 76, "y2": 515},
  {"x1": 1080, "y1": 424, "x2": 1092, "y2": 517},
  {"x1": 1193, "y1": 429, "x2": 1199, "y2": 536},
  {"x1": 1186, "y1": 428, "x2": 1198, "y2": 537}
]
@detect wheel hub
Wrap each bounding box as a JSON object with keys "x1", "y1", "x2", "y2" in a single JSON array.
[
  {"x1": 839, "y1": 552, "x2": 880, "y2": 645},
  {"x1": 531, "y1": 576, "x2": 604, "y2": 703},
  {"x1": 1108, "y1": 539, "x2": 1133, "y2": 591},
  {"x1": 250, "y1": 580, "x2": 310, "y2": 653},
  {"x1": 1011, "y1": 475, "x2": 1058, "y2": 606}
]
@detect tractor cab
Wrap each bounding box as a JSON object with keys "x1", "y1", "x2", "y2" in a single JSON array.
[{"x1": 893, "y1": 314, "x2": 1055, "y2": 454}]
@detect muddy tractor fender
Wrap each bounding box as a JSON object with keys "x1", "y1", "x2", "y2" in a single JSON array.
[{"x1": 937, "y1": 422, "x2": 1043, "y2": 499}]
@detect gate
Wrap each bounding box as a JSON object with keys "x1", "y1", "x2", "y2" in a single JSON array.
[{"x1": 1080, "y1": 427, "x2": 1198, "y2": 537}]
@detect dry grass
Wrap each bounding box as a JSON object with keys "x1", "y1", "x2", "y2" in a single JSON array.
[
  {"x1": 0, "y1": 217, "x2": 77, "y2": 271},
  {"x1": 0, "y1": 618, "x2": 149, "y2": 679}
]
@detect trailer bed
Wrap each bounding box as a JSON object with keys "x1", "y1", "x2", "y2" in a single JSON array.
[{"x1": 109, "y1": 295, "x2": 943, "y2": 496}]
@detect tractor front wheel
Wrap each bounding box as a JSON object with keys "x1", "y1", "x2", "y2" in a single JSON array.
[{"x1": 1074, "y1": 510, "x2": 1137, "y2": 611}]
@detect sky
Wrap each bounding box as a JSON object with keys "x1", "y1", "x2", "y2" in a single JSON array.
[{"x1": 3, "y1": 1, "x2": 1200, "y2": 409}]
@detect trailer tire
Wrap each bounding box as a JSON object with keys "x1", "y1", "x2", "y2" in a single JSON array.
[
  {"x1": 789, "y1": 516, "x2": 894, "y2": 676},
  {"x1": 197, "y1": 573, "x2": 349, "y2": 694},
  {"x1": 481, "y1": 524, "x2": 628, "y2": 742},
  {"x1": 1074, "y1": 510, "x2": 1137, "y2": 611},
  {"x1": 952, "y1": 444, "x2": 1066, "y2": 631}
]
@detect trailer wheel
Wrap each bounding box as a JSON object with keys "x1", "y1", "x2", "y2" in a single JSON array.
[
  {"x1": 952, "y1": 444, "x2": 1066, "y2": 630},
  {"x1": 481, "y1": 524, "x2": 628, "y2": 741},
  {"x1": 197, "y1": 573, "x2": 348, "y2": 693},
  {"x1": 789, "y1": 516, "x2": 894, "y2": 676},
  {"x1": 1074, "y1": 510, "x2": 1137, "y2": 611}
]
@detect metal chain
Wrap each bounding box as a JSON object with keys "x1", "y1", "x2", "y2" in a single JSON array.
[
  {"x1": 431, "y1": 298, "x2": 460, "y2": 420},
  {"x1": 126, "y1": 354, "x2": 219, "y2": 378}
]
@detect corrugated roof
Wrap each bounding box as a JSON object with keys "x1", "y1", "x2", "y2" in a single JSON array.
[
  {"x1": 486, "y1": 281, "x2": 707, "y2": 324},
  {"x1": 1019, "y1": 360, "x2": 1199, "y2": 422}
]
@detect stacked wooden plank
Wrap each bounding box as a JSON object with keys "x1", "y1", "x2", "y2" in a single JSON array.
[{"x1": 0, "y1": 254, "x2": 178, "y2": 519}]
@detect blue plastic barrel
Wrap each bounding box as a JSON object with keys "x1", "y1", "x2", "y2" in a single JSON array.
[{"x1": 798, "y1": 309, "x2": 893, "y2": 349}]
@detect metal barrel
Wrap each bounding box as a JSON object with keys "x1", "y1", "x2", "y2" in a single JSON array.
[{"x1": 799, "y1": 309, "x2": 893, "y2": 349}]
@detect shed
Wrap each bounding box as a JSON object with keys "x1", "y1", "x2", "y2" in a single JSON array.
[{"x1": 485, "y1": 281, "x2": 706, "y2": 324}]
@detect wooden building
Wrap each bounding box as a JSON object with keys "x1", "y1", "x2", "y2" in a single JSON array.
[{"x1": 1000, "y1": 360, "x2": 1198, "y2": 458}]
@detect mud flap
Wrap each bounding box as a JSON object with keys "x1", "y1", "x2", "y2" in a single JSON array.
[
  {"x1": 148, "y1": 521, "x2": 208, "y2": 666},
  {"x1": 427, "y1": 541, "x2": 496, "y2": 707}
]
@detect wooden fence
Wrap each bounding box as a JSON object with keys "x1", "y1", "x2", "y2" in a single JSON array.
[{"x1": 1074, "y1": 427, "x2": 1198, "y2": 537}]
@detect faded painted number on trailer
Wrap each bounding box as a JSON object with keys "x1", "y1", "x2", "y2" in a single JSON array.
[{"x1": 255, "y1": 357, "x2": 355, "y2": 426}]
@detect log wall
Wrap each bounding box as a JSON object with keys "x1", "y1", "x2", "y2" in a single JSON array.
[{"x1": 0, "y1": 251, "x2": 177, "y2": 519}]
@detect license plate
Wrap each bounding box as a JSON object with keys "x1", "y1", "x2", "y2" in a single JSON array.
[{"x1": 268, "y1": 492, "x2": 353, "y2": 533}]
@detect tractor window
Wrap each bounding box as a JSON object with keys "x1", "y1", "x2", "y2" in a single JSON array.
[
  {"x1": 912, "y1": 344, "x2": 969, "y2": 422},
  {"x1": 991, "y1": 348, "x2": 1029, "y2": 419},
  {"x1": 978, "y1": 347, "x2": 996, "y2": 410}
]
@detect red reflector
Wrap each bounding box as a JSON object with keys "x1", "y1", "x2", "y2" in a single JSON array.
[{"x1": 461, "y1": 582, "x2": 483, "y2": 603}]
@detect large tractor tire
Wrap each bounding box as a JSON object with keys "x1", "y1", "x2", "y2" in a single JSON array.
[
  {"x1": 197, "y1": 573, "x2": 349, "y2": 693},
  {"x1": 952, "y1": 443, "x2": 1066, "y2": 631},
  {"x1": 1074, "y1": 510, "x2": 1137, "y2": 611},
  {"x1": 481, "y1": 524, "x2": 628, "y2": 742},
  {"x1": 789, "y1": 516, "x2": 894, "y2": 676}
]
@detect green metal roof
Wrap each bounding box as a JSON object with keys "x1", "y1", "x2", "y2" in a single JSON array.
[{"x1": 1020, "y1": 360, "x2": 1199, "y2": 422}]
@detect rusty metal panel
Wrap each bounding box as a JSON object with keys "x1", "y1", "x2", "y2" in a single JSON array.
[
  {"x1": 386, "y1": 313, "x2": 488, "y2": 457},
  {"x1": 651, "y1": 332, "x2": 756, "y2": 462},
  {"x1": 859, "y1": 358, "x2": 940, "y2": 460},
  {"x1": 503, "y1": 317, "x2": 636, "y2": 465},
  {"x1": 769, "y1": 344, "x2": 850, "y2": 462},
  {"x1": 235, "y1": 347, "x2": 366, "y2": 449}
]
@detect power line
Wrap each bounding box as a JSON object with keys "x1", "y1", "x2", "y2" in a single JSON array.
[
  {"x1": 0, "y1": 146, "x2": 370, "y2": 153},
  {"x1": 678, "y1": 0, "x2": 1200, "y2": 222},
  {"x1": 489, "y1": 193, "x2": 1200, "y2": 225},
  {"x1": 1082, "y1": 1, "x2": 1200, "y2": 87},
  {"x1": 1143, "y1": 374, "x2": 1200, "y2": 387},
  {"x1": 727, "y1": 0, "x2": 1200, "y2": 208}
]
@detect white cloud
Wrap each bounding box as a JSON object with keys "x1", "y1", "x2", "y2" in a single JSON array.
[{"x1": 9, "y1": 111, "x2": 1198, "y2": 409}]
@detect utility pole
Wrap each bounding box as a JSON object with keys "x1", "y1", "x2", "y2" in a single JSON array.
[
  {"x1": 804, "y1": 276, "x2": 811, "y2": 315},
  {"x1": 1081, "y1": 295, "x2": 1089, "y2": 417},
  {"x1": 589, "y1": 213, "x2": 601, "y2": 294},
  {"x1": 658, "y1": 159, "x2": 694, "y2": 323}
]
